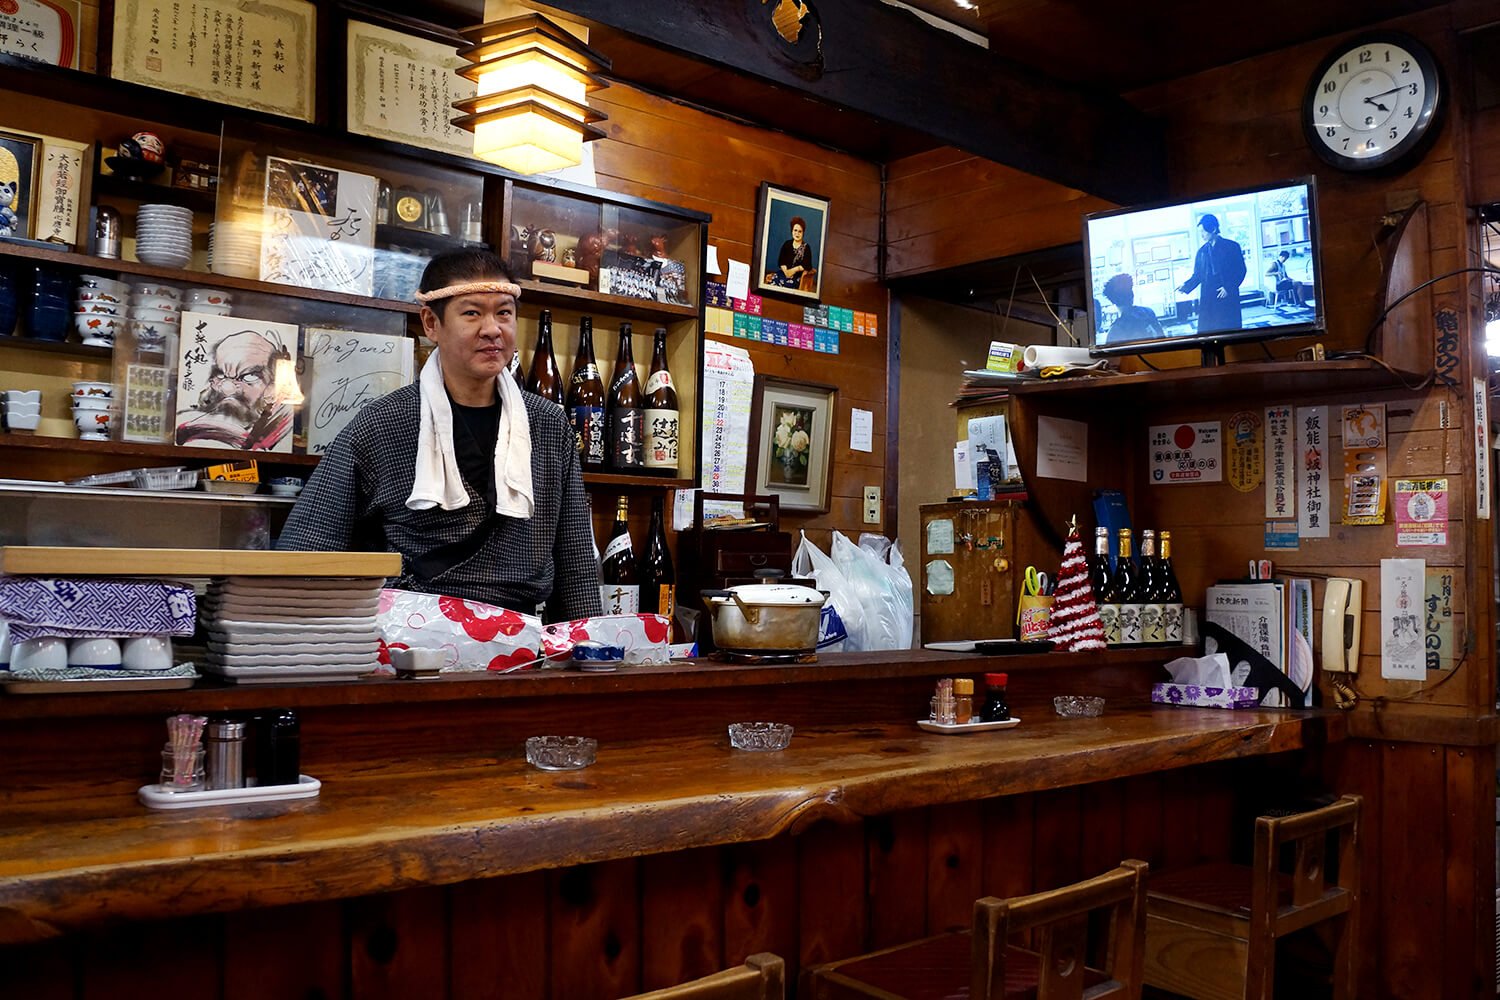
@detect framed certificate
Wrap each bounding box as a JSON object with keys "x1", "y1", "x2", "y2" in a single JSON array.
[{"x1": 346, "y1": 19, "x2": 475, "y2": 159}]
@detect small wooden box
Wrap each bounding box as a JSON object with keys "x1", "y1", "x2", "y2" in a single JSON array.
[{"x1": 531, "y1": 260, "x2": 590, "y2": 285}]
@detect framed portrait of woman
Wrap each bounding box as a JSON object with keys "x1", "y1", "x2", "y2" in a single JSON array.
[{"x1": 752, "y1": 182, "x2": 829, "y2": 303}]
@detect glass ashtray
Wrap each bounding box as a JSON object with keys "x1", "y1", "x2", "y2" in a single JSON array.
[
  {"x1": 525, "y1": 735, "x2": 597, "y2": 770},
  {"x1": 728, "y1": 722, "x2": 793, "y2": 751},
  {"x1": 1053, "y1": 695, "x2": 1105, "y2": 718}
]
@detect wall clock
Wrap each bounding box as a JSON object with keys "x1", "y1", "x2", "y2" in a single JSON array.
[{"x1": 1302, "y1": 31, "x2": 1443, "y2": 172}]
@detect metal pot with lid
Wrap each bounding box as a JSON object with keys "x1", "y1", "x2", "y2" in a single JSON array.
[{"x1": 701, "y1": 574, "x2": 826, "y2": 655}]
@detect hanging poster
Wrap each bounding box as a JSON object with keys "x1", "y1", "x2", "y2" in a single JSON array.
[
  {"x1": 121, "y1": 361, "x2": 172, "y2": 444},
  {"x1": 174, "y1": 312, "x2": 301, "y2": 453},
  {"x1": 1380, "y1": 557, "x2": 1425, "y2": 681},
  {"x1": 111, "y1": 0, "x2": 317, "y2": 122},
  {"x1": 1226, "y1": 410, "x2": 1262, "y2": 492},
  {"x1": 699, "y1": 341, "x2": 755, "y2": 522},
  {"x1": 1295, "y1": 406, "x2": 1329, "y2": 538},
  {"x1": 1394, "y1": 478, "x2": 1448, "y2": 547},
  {"x1": 1264, "y1": 404, "x2": 1294, "y2": 518},
  {"x1": 260, "y1": 156, "x2": 378, "y2": 297},
  {"x1": 1423, "y1": 567, "x2": 1453, "y2": 672},
  {"x1": 299, "y1": 328, "x2": 414, "y2": 455},
  {"x1": 346, "y1": 19, "x2": 475, "y2": 158},
  {"x1": 0, "y1": 0, "x2": 80, "y2": 69}
]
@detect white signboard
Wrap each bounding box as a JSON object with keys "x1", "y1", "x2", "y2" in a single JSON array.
[
  {"x1": 1148, "y1": 421, "x2": 1221, "y2": 483},
  {"x1": 1295, "y1": 406, "x2": 1330, "y2": 538},
  {"x1": 1380, "y1": 558, "x2": 1426, "y2": 681},
  {"x1": 300, "y1": 329, "x2": 414, "y2": 455}
]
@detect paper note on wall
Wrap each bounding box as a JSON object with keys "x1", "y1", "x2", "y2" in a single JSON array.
[
  {"x1": 850, "y1": 407, "x2": 873, "y2": 453},
  {"x1": 1380, "y1": 557, "x2": 1425, "y2": 681},
  {"x1": 1264, "y1": 405, "x2": 1294, "y2": 519},
  {"x1": 700, "y1": 342, "x2": 755, "y2": 521},
  {"x1": 726, "y1": 259, "x2": 750, "y2": 301},
  {"x1": 1295, "y1": 405, "x2": 1329, "y2": 538},
  {"x1": 1035, "y1": 416, "x2": 1087, "y2": 482}
]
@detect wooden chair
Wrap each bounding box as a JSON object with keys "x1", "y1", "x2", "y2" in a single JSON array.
[
  {"x1": 1142, "y1": 794, "x2": 1361, "y2": 1000},
  {"x1": 808, "y1": 859, "x2": 1149, "y2": 1000},
  {"x1": 622, "y1": 953, "x2": 785, "y2": 1000}
]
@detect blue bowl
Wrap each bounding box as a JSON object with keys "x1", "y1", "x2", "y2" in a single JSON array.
[
  {"x1": 0, "y1": 304, "x2": 17, "y2": 337},
  {"x1": 27, "y1": 303, "x2": 70, "y2": 341}
]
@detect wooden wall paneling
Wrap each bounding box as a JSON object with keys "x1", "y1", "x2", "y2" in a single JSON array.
[
  {"x1": 980, "y1": 792, "x2": 1036, "y2": 902},
  {"x1": 1194, "y1": 763, "x2": 1237, "y2": 867},
  {"x1": 640, "y1": 847, "x2": 725, "y2": 993},
  {"x1": 865, "y1": 809, "x2": 929, "y2": 949},
  {"x1": 1377, "y1": 742, "x2": 1446, "y2": 1000},
  {"x1": 1443, "y1": 745, "x2": 1497, "y2": 998},
  {"x1": 722, "y1": 838, "x2": 800, "y2": 978},
  {"x1": 1031, "y1": 787, "x2": 1083, "y2": 892},
  {"x1": 1078, "y1": 779, "x2": 1126, "y2": 877},
  {"x1": 796, "y1": 820, "x2": 867, "y2": 973},
  {"x1": 347, "y1": 886, "x2": 448, "y2": 1000},
  {"x1": 1120, "y1": 774, "x2": 1166, "y2": 871},
  {"x1": 1322, "y1": 740, "x2": 1385, "y2": 999},
  {"x1": 449, "y1": 872, "x2": 549, "y2": 1000},
  {"x1": 223, "y1": 902, "x2": 343, "y2": 1000},
  {"x1": 1159, "y1": 770, "x2": 1203, "y2": 870},
  {"x1": 550, "y1": 859, "x2": 642, "y2": 1000},
  {"x1": 78, "y1": 915, "x2": 223, "y2": 1000},
  {"x1": 0, "y1": 936, "x2": 76, "y2": 1000},
  {"x1": 924, "y1": 801, "x2": 985, "y2": 934}
]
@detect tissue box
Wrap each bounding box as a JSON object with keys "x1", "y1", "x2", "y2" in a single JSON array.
[
  {"x1": 986, "y1": 341, "x2": 1021, "y2": 373},
  {"x1": 1151, "y1": 682, "x2": 1260, "y2": 709}
]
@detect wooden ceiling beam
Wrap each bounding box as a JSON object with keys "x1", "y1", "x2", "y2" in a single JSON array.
[{"x1": 529, "y1": 0, "x2": 1166, "y2": 203}]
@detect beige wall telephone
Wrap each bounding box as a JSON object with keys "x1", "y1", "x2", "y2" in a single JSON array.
[{"x1": 1321, "y1": 578, "x2": 1363, "y2": 673}]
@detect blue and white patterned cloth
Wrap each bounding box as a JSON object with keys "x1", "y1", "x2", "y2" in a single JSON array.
[{"x1": 0, "y1": 577, "x2": 197, "y2": 642}]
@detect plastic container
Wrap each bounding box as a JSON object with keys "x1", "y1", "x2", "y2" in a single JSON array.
[{"x1": 133, "y1": 466, "x2": 198, "y2": 490}]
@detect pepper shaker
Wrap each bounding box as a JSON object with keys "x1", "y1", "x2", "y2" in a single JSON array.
[{"x1": 205, "y1": 718, "x2": 247, "y2": 790}]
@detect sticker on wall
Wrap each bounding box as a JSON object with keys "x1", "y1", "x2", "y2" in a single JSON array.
[
  {"x1": 1264, "y1": 521, "x2": 1300, "y2": 550},
  {"x1": 1295, "y1": 406, "x2": 1329, "y2": 538},
  {"x1": 1149, "y1": 421, "x2": 1221, "y2": 484},
  {"x1": 1264, "y1": 405, "x2": 1294, "y2": 519},
  {"x1": 1226, "y1": 411, "x2": 1263, "y2": 493},
  {"x1": 1394, "y1": 478, "x2": 1448, "y2": 547},
  {"x1": 1342, "y1": 403, "x2": 1387, "y2": 525},
  {"x1": 1380, "y1": 558, "x2": 1425, "y2": 681},
  {"x1": 1423, "y1": 567, "x2": 1453, "y2": 672},
  {"x1": 1472, "y1": 378, "x2": 1491, "y2": 520}
]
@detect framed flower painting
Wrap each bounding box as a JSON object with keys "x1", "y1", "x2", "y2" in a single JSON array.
[{"x1": 748, "y1": 375, "x2": 837, "y2": 514}]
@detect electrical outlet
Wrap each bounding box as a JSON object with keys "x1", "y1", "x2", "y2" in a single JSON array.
[{"x1": 863, "y1": 486, "x2": 881, "y2": 524}]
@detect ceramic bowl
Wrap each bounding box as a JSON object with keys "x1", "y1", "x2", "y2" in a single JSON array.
[
  {"x1": 76, "y1": 287, "x2": 126, "y2": 304},
  {"x1": 130, "y1": 283, "x2": 181, "y2": 300},
  {"x1": 78, "y1": 274, "x2": 130, "y2": 295},
  {"x1": 131, "y1": 295, "x2": 179, "y2": 313},
  {"x1": 5, "y1": 402, "x2": 42, "y2": 416},
  {"x1": 72, "y1": 381, "x2": 113, "y2": 398},
  {"x1": 185, "y1": 288, "x2": 231, "y2": 306},
  {"x1": 132, "y1": 323, "x2": 169, "y2": 354},
  {"x1": 188, "y1": 302, "x2": 232, "y2": 316},
  {"x1": 10, "y1": 636, "x2": 68, "y2": 671},
  {"x1": 28, "y1": 304, "x2": 70, "y2": 341},
  {"x1": 72, "y1": 396, "x2": 111, "y2": 411},
  {"x1": 73, "y1": 409, "x2": 112, "y2": 438},
  {"x1": 270, "y1": 483, "x2": 303, "y2": 497},
  {"x1": 75, "y1": 299, "x2": 121, "y2": 314},
  {"x1": 128, "y1": 307, "x2": 180, "y2": 325},
  {"x1": 68, "y1": 636, "x2": 121, "y2": 668},
  {"x1": 122, "y1": 635, "x2": 173, "y2": 670},
  {"x1": 74, "y1": 313, "x2": 123, "y2": 339},
  {"x1": 3, "y1": 389, "x2": 40, "y2": 405},
  {"x1": 4, "y1": 412, "x2": 39, "y2": 430}
]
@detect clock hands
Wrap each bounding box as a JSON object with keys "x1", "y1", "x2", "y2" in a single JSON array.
[{"x1": 1363, "y1": 96, "x2": 1390, "y2": 112}]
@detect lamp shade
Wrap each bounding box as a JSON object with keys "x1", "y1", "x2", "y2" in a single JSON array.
[{"x1": 452, "y1": 13, "x2": 611, "y2": 174}]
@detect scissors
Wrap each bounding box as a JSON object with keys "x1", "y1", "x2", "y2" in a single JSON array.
[{"x1": 1022, "y1": 566, "x2": 1050, "y2": 597}]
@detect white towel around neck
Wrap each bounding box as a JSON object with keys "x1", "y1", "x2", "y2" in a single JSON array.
[{"x1": 406, "y1": 347, "x2": 534, "y2": 520}]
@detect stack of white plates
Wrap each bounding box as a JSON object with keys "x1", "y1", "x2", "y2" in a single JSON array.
[
  {"x1": 209, "y1": 221, "x2": 261, "y2": 279},
  {"x1": 199, "y1": 577, "x2": 386, "y2": 683},
  {"x1": 136, "y1": 204, "x2": 195, "y2": 269}
]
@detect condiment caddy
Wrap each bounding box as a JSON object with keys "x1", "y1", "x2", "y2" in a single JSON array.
[
  {"x1": 921, "y1": 672, "x2": 1020, "y2": 735},
  {"x1": 140, "y1": 710, "x2": 314, "y2": 810}
]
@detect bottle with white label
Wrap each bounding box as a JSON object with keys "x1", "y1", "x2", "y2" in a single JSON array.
[
  {"x1": 1113, "y1": 528, "x2": 1143, "y2": 646},
  {"x1": 1090, "y1": 526, "x2": 1120, "y2": 645},
  {"x1": 642, "y1": 327, "x2": 679, "y2": 474},
  {"x1": 1138, "y1": 529, "x2": 1166, "y2": 645},
  {"x1": 1159, "y1": 530, "x2": 1185, "y2": 643},
  {"x1": 599, "y1": 496, "x2": 639, "y2": 614}
]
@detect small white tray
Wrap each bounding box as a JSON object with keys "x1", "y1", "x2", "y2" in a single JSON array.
[
  {"x1": 138, "y1": 774, "x2": 321, "y2": 810},
  {"x1": 2, "y1": 674, "x2": 196, "y2": 695},
  {"x1": 917, "y1": 716, "x2": 1021, "y2": 734}
]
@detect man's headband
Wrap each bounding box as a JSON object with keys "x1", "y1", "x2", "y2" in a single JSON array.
[{"x1": 414, "y1": 280, "x2": 522, "y2": 304}]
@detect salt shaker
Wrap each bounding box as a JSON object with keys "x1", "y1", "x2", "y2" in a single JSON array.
[
  {"x1": 93, "y1": 206, "x2": 121, "y2": 259},
  {"x1": 205, "y1": 718, "x2": 247, "y2": 790}
]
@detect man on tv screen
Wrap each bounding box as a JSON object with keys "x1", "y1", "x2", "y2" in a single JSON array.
[
  {"x1": 1101, "y1": 273, "x2": 1164, "y2": 345},
  {"x1": 1177, "y1": 213, "x2": 1246, "y2": 335}
]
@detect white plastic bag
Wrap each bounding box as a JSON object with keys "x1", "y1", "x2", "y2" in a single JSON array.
[
  {"x1": 831, "y1": 531, "x2": 914, "y2": 650},
  {"x1": 792, "y1": 530, "x2": 862, "y2": 652}
]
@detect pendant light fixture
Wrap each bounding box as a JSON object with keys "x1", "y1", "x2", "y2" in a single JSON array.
[{"x1": 451, "y1": 12, "x2": 611, "y2": 175}]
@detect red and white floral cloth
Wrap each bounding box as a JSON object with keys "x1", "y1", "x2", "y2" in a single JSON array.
[{"x1": 376, "y1": 589, "x2": 672, "y2": 673}]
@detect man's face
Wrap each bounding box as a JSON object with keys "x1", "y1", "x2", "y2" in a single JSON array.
[
  {"x1": 1199, "y1": 223, "x2": 1215, "y2": 244},
  {"x1": 199, "y1": 332, "x2": 277, "y2": 423},
  {"x1": 421, "y1": 291, "x2": 517, "y2": 385}
]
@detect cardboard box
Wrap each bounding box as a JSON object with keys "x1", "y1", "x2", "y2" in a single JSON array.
[
  {"x1": 986, "y1": 341, "x2": 1021, "y2": 373},
  {"x1": 1151, "y1": 682, "x2": 1260, "y2": 709}
]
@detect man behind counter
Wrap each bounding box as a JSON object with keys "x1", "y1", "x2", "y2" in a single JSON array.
[{"x1": 277, "y1": 250, "x2": 603, "y2": 622}]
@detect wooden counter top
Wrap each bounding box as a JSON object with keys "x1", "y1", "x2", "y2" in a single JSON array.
[{"x1": 0, "y1": 705, "x2": 1343, "y2": 943}]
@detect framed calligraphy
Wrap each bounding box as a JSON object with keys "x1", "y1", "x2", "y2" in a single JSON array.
[
  {"x1": 1, "y1": 0, "x2": 81, "y2": 69},
  {"x1": 346, "y1": 18, "x2": 475, "y2": 159},
  {"x1": 111, "y1": 0, "x2": 316, "y2": 122},
  {"x1": 260, "y1": 155, "x2": 378, "y2": 297},
  {"x1": 299, "y1": 328, "x2": 414, "y2": 455}
]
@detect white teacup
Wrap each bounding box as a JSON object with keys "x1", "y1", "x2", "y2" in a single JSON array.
[
  {"x1": 10, "y1": 636, "x2": 68, "y2": 671},
  {"x1": 122, "y1": 635, "x2": 173, "y2": 671},
  {"x1": 72, "y1": 396, "x2": 111, "y2": 411},
  {"x1": 68, "y1": 636, "x2": 122, "y2": 668},
  {"x1": 131, "y1": 295, "x2": 179, "y2": 313},
  {"x1": 74, "y1": 409, "x2": 112, "y2": 438},
  {"x1": 5, "y1": 413, "x2": 39, "y2": 430}
]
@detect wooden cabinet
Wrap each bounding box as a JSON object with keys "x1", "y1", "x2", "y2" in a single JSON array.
[{"x1": 918, "y1": 500, "x2": 1019, "y2": 643}]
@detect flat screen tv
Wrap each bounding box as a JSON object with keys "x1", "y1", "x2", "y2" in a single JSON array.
[{"x1": 1084, "y1": 177, "x2": 1325, "y2": 365}]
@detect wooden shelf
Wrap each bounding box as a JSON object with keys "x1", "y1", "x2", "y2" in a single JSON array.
[
  {"x1": 93, "y1": 173, "x2": 218, "y2": 213},
  {"x1": 0, "y1": 545, "x2": 399, "y2": 577},
  {"x1": 0, "y1": 433, "x2": 320, "y2": 466},
  {"x1": 516, "y1": 278, "x2": 698, "y2": 324},
  {"x1": 376, "y1": 223, "x2": 485, "y2": 255},
  {"x1": 0, "y1": 336, "x2": 111, "y2": 361},
  {"x1": 583, "y1": 471, "x2": 693, "y2": 489},
  {"x1": 0, "y1": 241, "x2": 422, "y2": 315},
  {"x1": 1010, "y1": 358, "x2": 1401, "y2": 406}
]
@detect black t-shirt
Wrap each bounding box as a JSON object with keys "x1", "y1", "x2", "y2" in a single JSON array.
[{"x1": 449, "y1": 394, "x2": 500, "y2": 506}]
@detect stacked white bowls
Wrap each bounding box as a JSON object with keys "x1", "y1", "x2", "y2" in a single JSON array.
[
  {"x1": 74, "y1": 274, "x2": 129, "y2": 348},
  {"x1": 71, "y1": 380, "x2": 114, "y2": 441},
  {"x1": 128, "y1": 282, "x2": 181, "y2": 357}
]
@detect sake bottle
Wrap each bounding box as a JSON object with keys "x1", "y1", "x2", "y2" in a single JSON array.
[
  {"x1": 642, "y1": 327, "x2": 679, "y2": 474},
  {"x1": 525, "y1": 309, "x2": 564, "y2": 405},
  {"x1": 566, "y1": 315, "x2": 606, "y2": 471},
  {"x1": 607, "y1": 322, "x2": 644, "y2": 471},
  {"x1": 600, "y1": 496, "x2": 639, "y2": 614}
]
